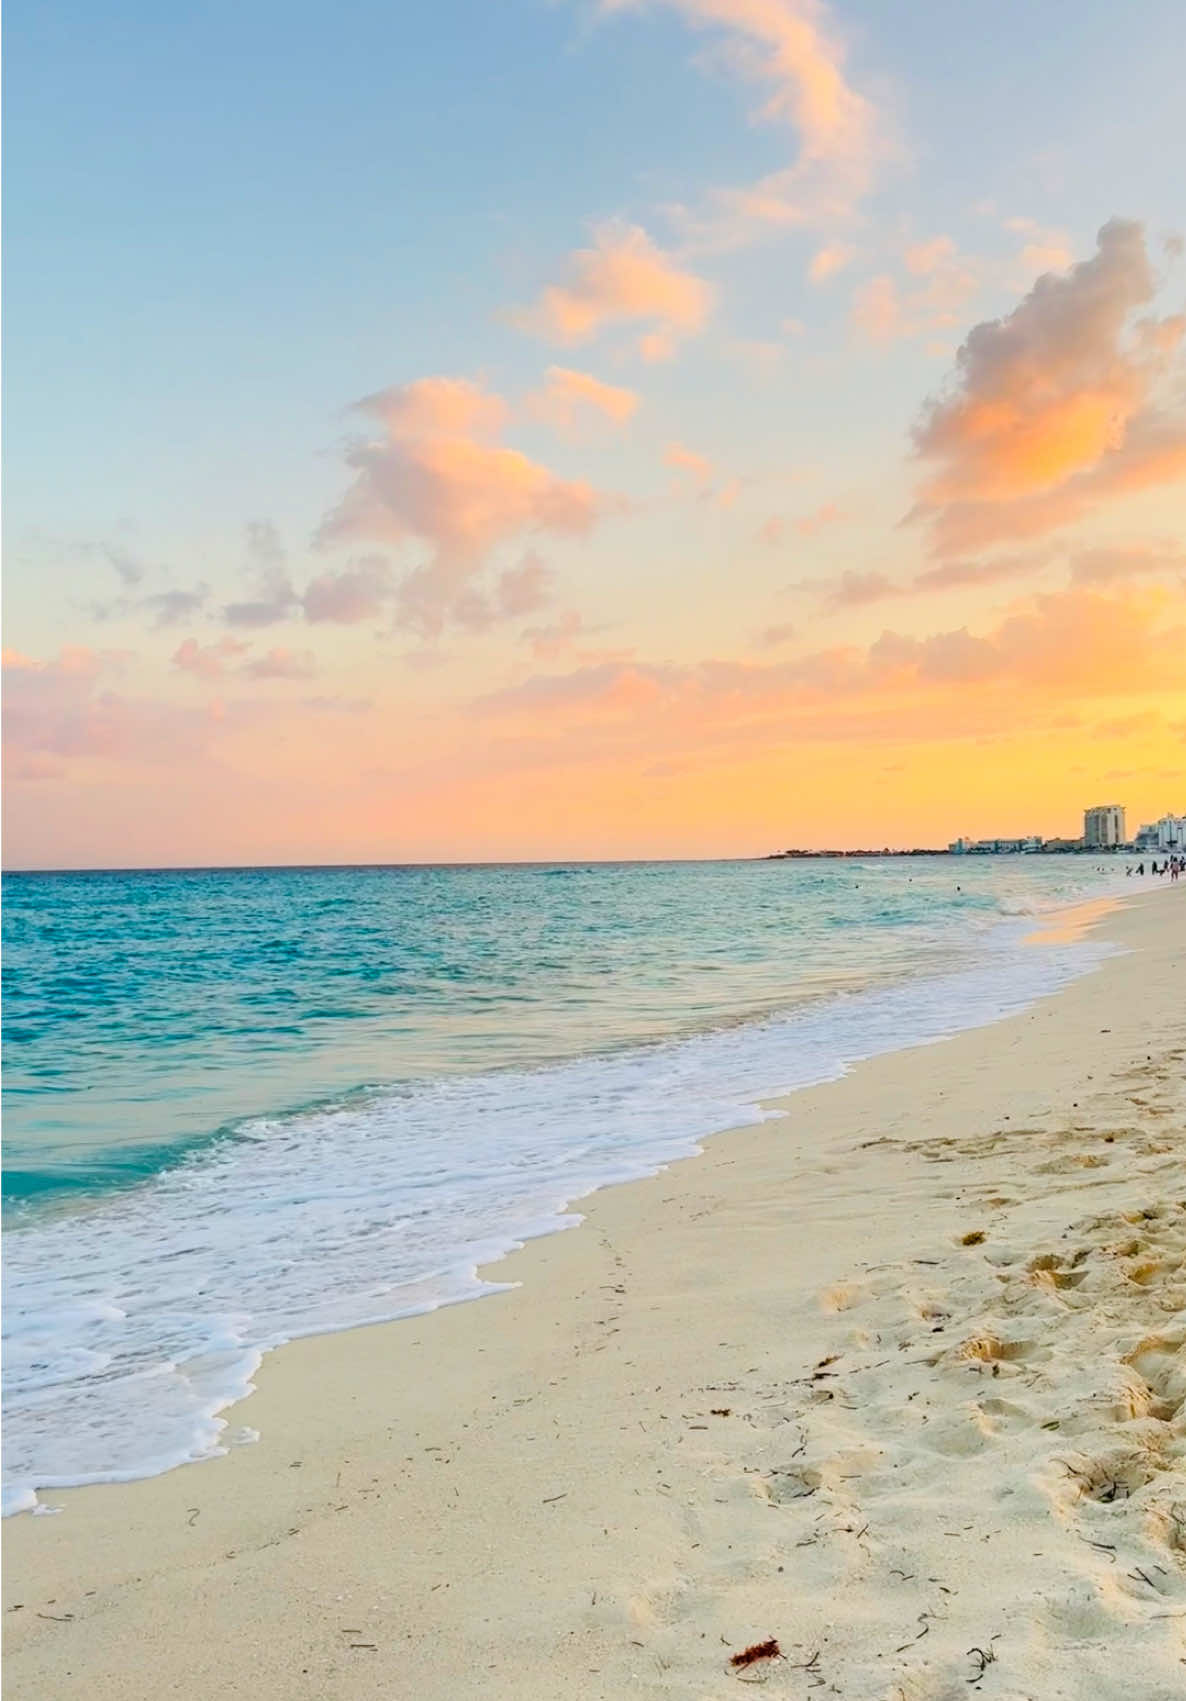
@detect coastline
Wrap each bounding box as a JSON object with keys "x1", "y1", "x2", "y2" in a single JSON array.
[{"x1": 5, "y1": 885, "x2": 1184, "y2": 1698}]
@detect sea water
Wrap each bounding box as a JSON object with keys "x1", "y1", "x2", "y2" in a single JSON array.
[{"x1": 2, "y1": 857, "x2": 1128, "y2": 1513}]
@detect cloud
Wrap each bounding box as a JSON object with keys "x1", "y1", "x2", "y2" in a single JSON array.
[
  {"x1": 665, "y1": 440, "x2": 715, "y2": 494},
  {"x1": 354, "y1": 375, "x2": 508, "y2": 440},
  {"x1": 912, "y1": 550, "x2": 1050, "y2": 592},
  {"x1": 478, "y1": 587, "x2": 1185, "y2": 741},
  {"x1": 496, "y1": 553, "x2": 555, "y2": 617},
  {"x1": 909, "y1": 218, "x2": 1186, "y2": 557},
  {"x1": 792, "y1": 568, "x2": 900, "y2": 609},
  {"x1": 142, "y1": 586, "x2": 211, "y2": 627},
  {"x1": 851, "y1": 240, "x2": 980, "y2": 345},
  {"x1": 521, "y1": 609, "x2": 630, "y2": 664},
  {"x1": 243, "y1": 648, "x2": 318, "y2": 680},
  {"x1": 1003, "y1": 216, "x2": 1074, "y2": 276},
  {"x1": 851, "y1": 273, "x2": 903, "y2": 343},
  {"x1": 317, "y1": 376, "x2": 613, "y2": 635},
  {"x1": 757, "y1": 621, "x2": 797, "y2": 646},
  {"x1": 526, "y1": 366, "x2": 639, "y2": 430},
  {"x1": 607, "y1": 0, "x2": 883, "y2": 248},
  {"x1": 809, "y1": 241, "x2": 856, "y2": 283},
  {"x1": 3, "y1": 647, "x2": 215, "y2": 769},
  {"x1": 302, "y1": 556, "x2": 394, "y2": 623},
  {"x1": 513, "y1": 223, "x2": 711, "y2": 357},
  {"x1": 794, "y1": 501, "x2": 842, "y2": 536},
  {"x1": 1068, "y1": 541, "x2": 1186, "y2": 585},
  {"x1": 904, "y1": 236, "x2": 956, "y2": 276},
  {"x1": 224, "y1": 521, "x2": 299, "y2": 626},
  {"x1": 172, "y1": 636, "x2": 250, "y2": 679},
  {"x1": 173, "y1": 637, "x2": 318, "y2": 682}
]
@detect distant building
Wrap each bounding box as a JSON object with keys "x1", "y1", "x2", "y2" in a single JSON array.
[
  {"x1": 1135, "y1": 813, "x2": 1185, "y2": 852},
  {"x1": 1084, "y1": 804, "x2": 1125, "y2": 848},
  {"x1": 949, "y1": 835, "x2": 1042, "y2": 854}
]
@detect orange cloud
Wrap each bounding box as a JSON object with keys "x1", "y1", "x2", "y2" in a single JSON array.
[
  {"x1": 910, "y1": 218, "x2": 1186, "y2": 556},
  {"x1": 479, "y1": 587, "x2": 1185, "y2": 747},
  {"x1": 526, "y1": 365, "x2": 639, "y2": 430},
  {"x1": 664, "y1": 440, "x2": 714, "y2": 494},
  {"x1": 513, "y1": 224, "x2": 711, "y2": 358},
  {"x1": 318, "y1": 376, "x2": 615, "y2": 634},
  {"x1": 809, "y1": 241, "x2": 855, "y2": 282},
  {"x1": 795, "y1": 501, "x2": 842, "y2": 536},
  {"x1": 610, "y1": 0, "x2": 883, "y2": 247}
]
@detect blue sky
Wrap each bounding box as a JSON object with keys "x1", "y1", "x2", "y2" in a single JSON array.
[{"x1": 4, "y1": 0, "x2": 1185, "y2": 864}]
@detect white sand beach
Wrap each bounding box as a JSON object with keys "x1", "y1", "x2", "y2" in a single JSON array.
[{"x1": 5, "y1": 887, "x2": 1184, "y2": 1700}]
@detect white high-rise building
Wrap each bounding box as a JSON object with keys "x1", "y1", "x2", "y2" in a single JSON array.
[{"x1": 1083, "y1": 804, "x2": 1125, "y2": 848}]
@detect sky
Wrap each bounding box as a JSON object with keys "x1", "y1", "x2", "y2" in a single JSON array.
[{"x1": 4, "y1": 0, "x2": 1185, "y2": 867}]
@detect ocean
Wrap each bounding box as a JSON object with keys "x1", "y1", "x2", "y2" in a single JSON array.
[{"x1": 2, "y1": 856, "x2": 1128, "y2": 1514}]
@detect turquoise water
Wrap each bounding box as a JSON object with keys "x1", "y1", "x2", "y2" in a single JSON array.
[{"x1": 2, "y1": 857, "x2": 1125, "y2": 1511}]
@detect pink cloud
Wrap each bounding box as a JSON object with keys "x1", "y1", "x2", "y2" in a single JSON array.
[
  {"x1": 302, "y1": 556, "x2": 394, "y2": 623},
  {"x1": 478, "y1": 587, "x2": 1185, "y2": 737},
  {"x1": 4, "y1": 647, "x2": 214, "y2": 768},
  {"x1": 318, "y1": 375, "x2": 614, "y2": 635},
  {"x1": 355, "y1": 376, "x2": 507, "y2": 440},
  {"x1": 513, "y1": 223, "x2": 711, "y2": 358}
]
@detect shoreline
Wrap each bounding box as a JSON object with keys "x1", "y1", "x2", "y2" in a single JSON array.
[
  {"x1": 5, "y1": 885, "x2": 1184, "y2": 1699},
  {"x1": 3, "y1": 883, "x2": 1129, "y2": 1515}
]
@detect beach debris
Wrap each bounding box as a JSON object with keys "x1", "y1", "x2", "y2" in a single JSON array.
[
  {"x1": 542, "y1": 1492, "x2": 567, "y2": 1503},
  {"x1": 967, "y1": 1643, "x2": 997, "y2": 1683},
  {"x1": 730, "y1": 1638, "x2": 781, "y2": 1669},
  {"x1": 960, "y1": 1230, "x2": 986, "y2": 1246},
  {"x1": 186, "y1": 1507, "x2": 200, "y2": 1526},
  {"x1": 711, "y1": 1407, "x2": 732, "y2": 1417}
]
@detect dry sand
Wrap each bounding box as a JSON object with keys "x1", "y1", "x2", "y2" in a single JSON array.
[{"x1": 5, "y1": 887, "x2": 1185, "y2": 1699}]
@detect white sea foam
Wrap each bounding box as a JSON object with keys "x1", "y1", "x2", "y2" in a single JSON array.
[{"x1": 2, "y1": 910, "x2": 1118, "y2": 1514}]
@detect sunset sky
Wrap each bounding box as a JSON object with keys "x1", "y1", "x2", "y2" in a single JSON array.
[{"x1": 5, "y1": 0, "x2": 1185, "y2": 867}]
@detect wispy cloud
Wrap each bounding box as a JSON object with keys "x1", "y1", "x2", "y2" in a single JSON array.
[
  {"x1": 526, "y1": 365, "x2": 639, "y2": 430},
  {"x1": 512, "y1": 223, "x2": 712, "y2": 360},
  {"x1": 606, "y1": 0, "x2": 886, "y2": 249}
]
